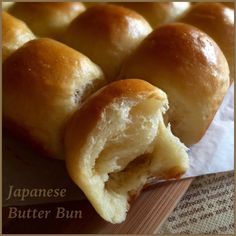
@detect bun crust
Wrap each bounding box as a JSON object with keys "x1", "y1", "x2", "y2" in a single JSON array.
[
  {"x1": 179, "y1": 3, "x2": 234, "y2": 83},
  {"x1": 119, "y1": 23, "x2": 230, "y2": 146},
  {"x1": 9, "y1": 2, "x2": 86, "y2": 38},
  {"x1": 3, "y1": 38, "x2": 106, "y2": 159},
  {"x1": 62, "y1": 4, "x2": 152, "y2": 81},
  {"x1": 65, "y1": 79, "x2": 188, "y2": 223},
  {"x1": 2, "y1": 12, "x2": 35, "y2": 61},
  {"x1": 115, "y1": 2, "x2": 190, "y2": 28}
]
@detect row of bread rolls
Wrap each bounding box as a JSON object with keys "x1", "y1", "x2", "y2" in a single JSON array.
[
  {"x1": 2, "y1": 8, "x2": 189, "y2": 223},
  {"x1": 4, "y1": 2, "x2": 234, "y2": 82},
  {"x1": 2, "y1": 38, "x2": 189, "y2": 222},
  {"x1": 2, "y1": 2, "x2": 232, "y2": 223},
  {"x1": 8, "y1": 2, "x2": 86, "y2": 39}
]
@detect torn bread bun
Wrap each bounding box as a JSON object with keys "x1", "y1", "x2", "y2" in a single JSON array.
[
  {"x1": 179, "y1": 3, "x2": 234, "y2": 83},
  {"x1": 115, "y1": 2, "x2": 190, "y2": 29},
  {"x1": 3, "y1": 38, "x2": 106, "y2": 159},
  {"x1": 65, "y1": 79, "x2": 189, "y2": 223},
  {"x1": 2, "y1": 12, "x2": 35, "y2": 61},
  {"x1": 62, "y1": 4, "x2": 152, "y2": 81},
  {"x1": 9, "y1": 2, "x2": 86, "y2": 39},
  {"x1": 119, "y1": 23, "x2": 230, "y2": 146}
]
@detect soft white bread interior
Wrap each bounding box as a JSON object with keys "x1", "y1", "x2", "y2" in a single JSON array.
[
  {"x1": 3, "y1": 38, "x2": 106, "y2": 159},
  {"x1": 119, "y1": 23, "x2": 230, "y2": 146},
  {"x1": 115, "y1": 2, "x2": 190, "y2": 28},
  {"x1": 8, "y1": 2, "x2": 86, "y2": 39},
  {"x1": 2, "y1": 11, "x2": 35, "y2": 61},
  {"x1": 65, "y1": 79, "x2": 189, "y2": 223},
  {"x1": 178, "y1": 3, "x2": 234, "y2": 83},
  {"x1": 62, "y1": 4, "x2": 152, "y2": 81}
]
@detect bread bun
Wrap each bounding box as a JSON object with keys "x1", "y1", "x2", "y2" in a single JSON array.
[
  {"x1": 62, "y1": 4, "x2": 152, "y2": 81},
  {"x1": 115, "y1": 2, "x2": 190, "y2": 28},
  {"x1": 178, "y1": 3, "x2": 234, "y2": 83},
  {"x1": 3, "y1": 38, "x2": 106, "y2": 159},
  {"x1": 65, "y1": 79, "x2": 189, "y2": 223},
  {"x1": 119, "y1": 23, "x2": 230, "y2": 146},
  {"x1": 9, "y1": 2, "x2": 86, "y2": 39},
  {"x1": 2, "y1": 12, "x2": 35, "y2": 61},
  {"x1": 2, "y1": 2, "x2": 14, "y2": 11}
]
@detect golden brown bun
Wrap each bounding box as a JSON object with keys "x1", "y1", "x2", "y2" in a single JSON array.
[
  {"x1": 62, "y1": 4, "x2": 152, "y2": 81},
  {"x1": 65, "y1": 79, "x2": 189, "y2": 223},
  {"x1": 2, "y1": 2, "x2": 15, "y2": 11},
  {"x1": 2, "y1": 12, "x2": 35, "y2": 62},
  {"x1": 179, "y1": 3, "x2": 234, "y2": 83},
  {"x1": 119, "y1": 23, "x2": 230, "y2": 146},
  {"x1": 3, "y1": 38, "x2": 106, "y2": 159},
  {"x1": 115, "y1": 2, "x2": 190, "y2": 28},
  {"x1": 9, "y1": 2, "x2": 86, "y2": 39}
]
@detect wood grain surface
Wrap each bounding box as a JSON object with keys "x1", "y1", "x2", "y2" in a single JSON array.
[{"x1": 3, "y1": 178, "x2": 193, "y2": 234}]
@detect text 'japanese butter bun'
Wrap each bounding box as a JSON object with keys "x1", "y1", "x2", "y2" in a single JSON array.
[
  {"x1": 179, "y1": 3, "x2": 234, "y2": 83},
  {"x1": 115, "y1": 2, "x2": 190, "y2": 28},
  {"x1": 2, "y1": 12, "x2": 35, "y2": 61},
  {"x1": 119, "y1": 23, "x2": 230, "y2": 146},
  {"x1": 62, "y1": 4, "x2": 152, "y2": 81},
  {"x1": 65, "y1": 79, "x2": 189, "y2": 224},
  {"x1": 3, "y1": 38, "x2": 106, "y2": 159},
  {"x1": 9, "y1": 2, "x2": 86, "y2": 39}
]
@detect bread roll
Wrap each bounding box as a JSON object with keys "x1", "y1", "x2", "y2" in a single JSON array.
[
  {"x1": 119, "y1": 23, "x2": 230, "y2": 146},
  {"x1": 179, "y1": 3, "x2": 234, "y2": 83},
  {"x1": 115, "y1": 2, "x2": 190, "y2": 28},
  {"x1": 65, "y1": 79, "x2": 189, "y2": 223},
  {"x1": 2, "y1": 2, "x2": 14, "y2": 11},
  {"x1": 9, "y1": 2, "x2": 86, "y2": 39},
  {"x1": 62, "y1": 4, "x2": 152, "y2": 81},
  {"x1": 2, "y1": 12, "x2": 35, "y2": 61},
  {"x1": 3, "y1": 38, "x2": 106, "y2": 159}
]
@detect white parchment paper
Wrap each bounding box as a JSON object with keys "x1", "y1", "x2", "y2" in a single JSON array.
[{"x1": 3, "y1": 84, "x2": 234, "y2": 207}]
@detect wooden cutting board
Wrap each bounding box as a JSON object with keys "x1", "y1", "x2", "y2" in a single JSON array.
[{"x1": 3, "y1": 178, "x2": 193, "y2": 234}]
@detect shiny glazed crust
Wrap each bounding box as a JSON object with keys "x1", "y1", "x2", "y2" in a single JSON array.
[
  {"x1": 179, "y1": 3, "x2": 234, "y2": 83},
  {"x1": 119, "y1": 23, "x2": 230, "y2": 146},
  {"x1": 9, "y1": 2, "x2": 86, "y2": 38},
  {"x1": 115, "y1": 2, "x2": 190, "y2": 28},
  {"x1": 2, "y1": 11, "x2": 35, "y2": 61},
  {"x1": 3, "y1": 38, "x2": 106, "y2": 159},
  {"x1": 62, "y1": 4, "x2": 152, "y2": 81}
]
